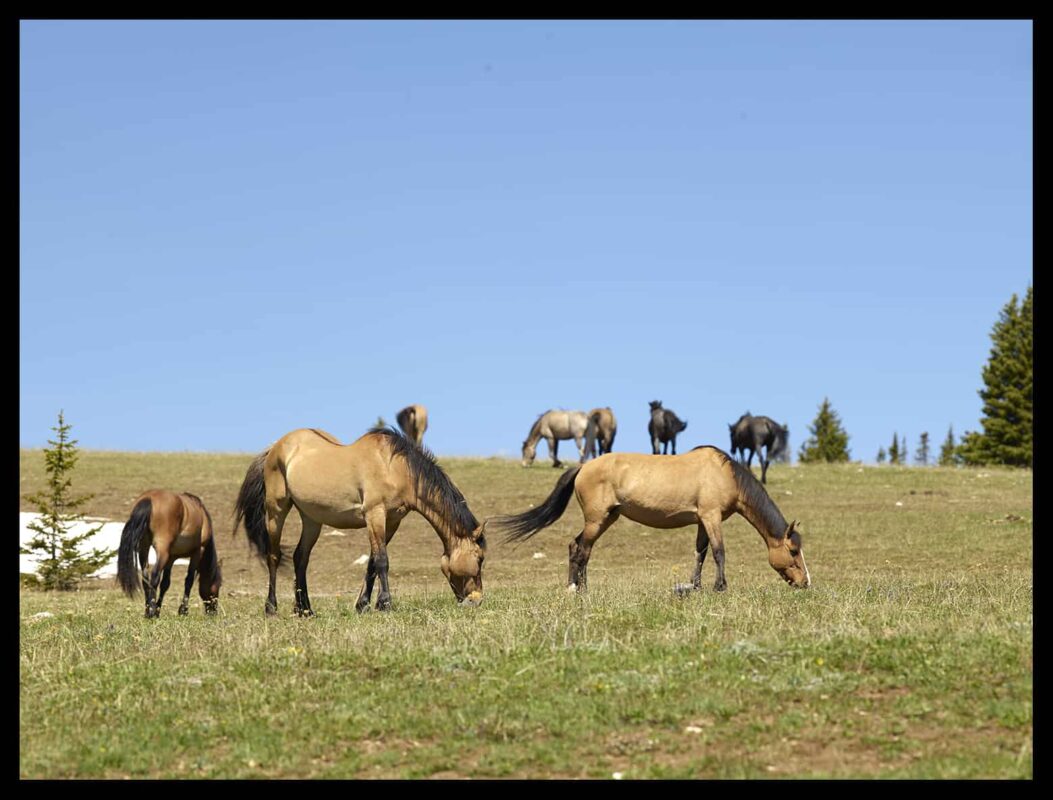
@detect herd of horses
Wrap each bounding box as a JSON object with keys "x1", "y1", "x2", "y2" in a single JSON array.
[{"x1": 116, "y1": 403, "x2": 805, "y2": 618}]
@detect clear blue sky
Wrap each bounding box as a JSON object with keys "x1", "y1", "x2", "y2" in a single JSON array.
[{"x1": 20, "y1": 20, "x2": 1032, "y2": 462}]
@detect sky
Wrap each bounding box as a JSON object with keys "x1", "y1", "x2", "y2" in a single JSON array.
[{"x1": 20, "y1": 20, "x2": 1032, "y2": 463}]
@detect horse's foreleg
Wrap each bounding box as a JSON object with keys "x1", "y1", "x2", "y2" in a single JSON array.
[
  {"x1": 293, "y1": 514, "x2": 323, "y2": 618},
  {"x1": 760, "y1": 454, "x2": 770, "y2": 484},
  {"x1": 178, "y1": 553, "x2": 200, "y2": 616},
  {"x1": 574, "y1": 435, "x2": 586, "y2": 464},
  {"x1": 365, "y1": 506, "x2": 394, "y2": 611},
  {"x1": 550, "y1": 437, "x2": 562, "y2": 468},
  {"x1": 701, "y1": 512, "x2": 727, "y2": 592},
  {"x1": 671, "y1": 436, "x2": 677, "y2": 455}
]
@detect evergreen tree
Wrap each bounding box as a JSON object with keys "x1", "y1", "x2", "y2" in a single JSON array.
[
  {"x1": 888, "y1": 433, "x2": 900, "y2": 465},
  {"x1": 900, "y1": 435, "x2": 908, "y2": 466},
  {"x1": 21, "y1": 412, "x2": 115, "y2": 590},
  {"x1": 939, "y1": 425, "x2": 960, "y2": 467},
  {"x1": 876, "y1": 446, "x2": 886, "y2": 464},
  {"x1": 959, "y1": 285, "x2": 1033, "y2": 467},
  {"x1": 798, "y1": 398, "x2": 851, "y2": 463},
  {"x1": 915, "y1": 432, "x2": 930, "y2": 466}
]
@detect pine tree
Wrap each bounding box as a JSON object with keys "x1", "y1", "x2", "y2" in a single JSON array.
[
  {"x1": 900, "y1": 435, "x2": 908, "y2": 466},
  {"x1": 798, "y1": 398, "x2": 851, "y2": 463},
  {"x1": 21, "y1": 412, "x2": 115, "y2": 590},
  {"x1": 939, "y1": 425, "x2": 960, "y2": 467},
  {"x1": 876, "y1": 446, "x2": 886, "y2": 464},
  {"x1": 915, "y1": 432, "x2": 930, "y2": 466},
  {"x1": 959, "y1": 285, "x2": 1033, "y2": 467},
  {"x1": 888, "y1": 433, "x2": 900, "y2": 465}
]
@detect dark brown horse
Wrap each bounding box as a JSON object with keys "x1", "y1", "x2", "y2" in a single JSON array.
[
  {"x1": 233, "y1": 427, "x2": 486, "y2": 616},
  {"x1": 648, "y1": 400, "x2": 688, "y2": 455},
  {"x1": 729, "y1": 412, "x2": 789, "y2": 484},
  {"x1": 489, "y1": 446, "x2": 810, "y2": 594},
  {"x1": 117, "y1": 490, "x2": 223, "y2": 618}
]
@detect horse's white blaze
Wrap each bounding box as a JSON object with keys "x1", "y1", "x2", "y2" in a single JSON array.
[{"x1": 801, "y1": 553, "x2": 811, "y2": 587}]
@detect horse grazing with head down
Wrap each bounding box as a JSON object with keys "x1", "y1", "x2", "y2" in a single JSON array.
[
  {"x1": 521, "y1": 409, "x2": 590, "y2": 467},
  {"x1": 648, "y1": 400, "x2": 688, "y2": 454},
  {"x1": 489, "y1": 446, "x2": 810, "y2": 594},
  {"x1": 396, "y1": 404, "x2": 428, "y2": 446},
  {"x1": 729, "y1": 412, "x2": 789, "y2": 485},
  {"x1": 583, "y1": 407, "x2": 618, "y2": 460},
  {"x1": 233, "y1": 427, "x2": 486, "y2": 616},
  {"x1": 116, "y1": 490, "x2": 223, "y2": 618}
]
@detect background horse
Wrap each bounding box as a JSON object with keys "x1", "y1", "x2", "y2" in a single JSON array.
[
  {"x1": 396, "y1": 403, "x2": 428, "y2": 446},
  {"x1": 583, "y1": 407, "x2": 618, "y2": 460},
  {"x1": 522, "y1": 410, "x2": 590, "y2": 467},
  {"x1": 729, "y1": 412, "x2": 789, "y2": 485},
  {"x1": 116, "y1": 490, "x2": 223, "y2": 618},
  {"x1": 648, "y1": 400, "x2": 688, "y2": 454},
  {"x1": 490, "y1": 446, "x2": 810, "y2": 593},
  {"x1": 233, "y1": 427, "x2": 486, "y2": 616}
]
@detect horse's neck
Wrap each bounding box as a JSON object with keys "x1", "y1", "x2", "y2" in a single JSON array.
[
  {"x1": 734, "y1": 491, "x2": 784, "y2": 546},
  {"x1": 411, "y1": 492, "x2": 470, "y2": 548}
]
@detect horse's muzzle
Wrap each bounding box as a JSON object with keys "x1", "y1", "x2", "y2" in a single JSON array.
[{"x1": 460, "y1": 591, "x2": 483, "y2": 607}]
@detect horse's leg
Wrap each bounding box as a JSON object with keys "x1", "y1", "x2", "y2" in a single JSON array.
[
  {"x1": 760, "y1": 449, "x2": 770, "y2": 484},
  {"x1": 574, "y1": 435, "x2": 586, "y2": 464},
  {"x1": 292, "y1": 513, "x2": 323, "y2": 618},
  {"x1": 178, "y1": 552, "x2": 200, "y2": 616},
  {"x1": 365, "y1": 506, "x2": 395, "y2": 611},
  {"x1": 567, "y1": 511, "x2": 618, "y2": 592},
  {"x1": 145, "y1": 546, "x2": 171, "y2": 618},
  {"x1": 355, "y1": 514, "x2": 401, "y2": 613},
  {"x1": 264, "y1": 500, "x2": 291, "y2": 617},
  {"x1": 550, "y1": 436, "x2": 562, "y2": 468},
  {"x1": 671, "y1": 435, "x2": 677, "y2": 455},
  {"x1": 156, "y1": 562, "x2": 174, "y2": 612},
  {"x1": 700, "y1": 511, "x2": 728, "y2": 592}
]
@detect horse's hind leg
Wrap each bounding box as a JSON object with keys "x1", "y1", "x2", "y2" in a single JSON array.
[
  {"x1": 574, "y1": 435, "x2": 586, "y2": 464},
  {"x1": 156, "y1": 562, "x2": 174, "y2": 612},
  {"x1": 145, "y1": 547, "x2": 171, "y2": 618},
  {"x1": 292, "y1": 512, "x2": 322, "y2": 618},
  {"x1": 760, "y1": 453, "x2": 770, "y2": 484},
  {"x1": 178, "y1": 552, "x2": 200, "y2": 616},
  {"x1": 567, "y1": 511, "x2": 618, "y2": 592},
  {"x1": 264, "y1": 499, "x2": 291, "y2": 616}
]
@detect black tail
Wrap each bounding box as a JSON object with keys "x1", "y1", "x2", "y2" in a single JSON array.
[
  {"x1": 490, "y1": 465, "x2": 581, "y2": 543},
  {"x1": 583, "y1": 415, "x2": 599, "y2": 460},
  {"x1": 198, "y1": 535, "x2": 222, "y2": 598},
  {"x1": 771, "y1": 425, "x2": 790, "y2": 461},
  {"x1": 117, "y1": 498, "x2": 152, "y2": 596},
  {"x1": 233, "y1": 451, "x2": 271, "y2": 563}
]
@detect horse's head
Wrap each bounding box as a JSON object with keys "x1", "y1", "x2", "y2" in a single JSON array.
[
  {"x1": 441, "y1": 526, "x2": 487, "y2": 606},
  {"x1": 521, "y1": 440, "x2": 536, "y2": 467},
  {"x1": 767, "y1": 521, "x2": 810, "y2": 588}
]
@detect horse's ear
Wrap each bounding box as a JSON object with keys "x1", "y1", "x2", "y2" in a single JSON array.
[
  {"x1": 784, "y1": 520, "x2": 797, "y2": 537},
  {"x1": 474, "y1": 521, "x2": 488, "y2": 542}
]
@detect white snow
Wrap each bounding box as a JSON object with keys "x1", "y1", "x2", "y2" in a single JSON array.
[{"x1": 19, "y1": 512, "x2": 151, "y2": 578}]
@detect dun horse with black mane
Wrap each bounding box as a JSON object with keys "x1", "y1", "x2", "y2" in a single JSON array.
[
  {"x1": 729, "y1": 412, "x2": 789, "y2": 485},
  {"x1": 117, "y1": 490, "x2": 223, "y2": 618},
  {"x1": 233, "y1": 427, "x2": 486, "y2": 616},
  {"x1": 396, "y1": 403, "x2": 428, "y2": 446},
  {"x1": 490, "y1": 446, "x2": 810, "y2": 593}
]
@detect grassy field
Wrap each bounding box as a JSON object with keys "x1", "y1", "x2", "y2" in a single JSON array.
[{"x1": 19, "y1": 449, "x2": 1032, "y2": 778}]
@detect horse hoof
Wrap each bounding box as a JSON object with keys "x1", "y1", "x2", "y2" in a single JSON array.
[
  {"x1": 177, "y1": 605, "x2": 189, "y2": 616},
  {"x1": 673, "y1": 583, "x2": 697, "y2": 597},
  {"x1": 354, "y1": 602, "x2": 370, "y2": 614},
  {"x1": 376, "y1": 596, "x2": 392, "y2": 612},
  {"x1": 713, "y1": 582, "x2": 727, "y2": 593},
  {"x1": 265, "y1": 604, "x2": 278, "y2": 617}
]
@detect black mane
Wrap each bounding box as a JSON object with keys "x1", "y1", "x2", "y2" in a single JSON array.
[
  {"x1": 695, "y1": 445, "x2": 789, "y2": 539},
  {"x1": 368, "y1": 427, "x2": 479, "y2": 538}
]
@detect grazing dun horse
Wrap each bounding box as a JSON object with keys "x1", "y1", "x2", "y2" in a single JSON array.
[
  {"x1": 396, "y1": 403, "x2": 428, "y2": 446},
  {"x1": 729, "y1": 412, "x2": 789, "y2": 485},
  {"x1": 117, "y1": 490, "x2": 223, "y2": 618},
  {"x1": 233, "y1": 427, "x2": 486, "y2": 616},
  {"x1": 521, "y1": 409, "x2": 590, "y2": 467},
  {"x1": 648, "y1": 400, "x2": 688, "y2": 455},
  {"x1": 584, "y1": 407, "x2": 618, "y2": 460},
  {"x1": 490, "y1": 446, "x2": 810, "y2": 593}
]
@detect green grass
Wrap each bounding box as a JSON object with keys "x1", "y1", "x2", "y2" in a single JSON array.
[{"x1": 20, "y1": 452, "x2": 1032, "y2": 778}]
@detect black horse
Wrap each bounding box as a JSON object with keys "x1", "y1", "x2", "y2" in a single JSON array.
[
  {"x1": 648, "y1": 401, "x2": 688, "y2": 455},
  {"x1": 729, "y1": 412, "x2": 789, "y2": 485}
]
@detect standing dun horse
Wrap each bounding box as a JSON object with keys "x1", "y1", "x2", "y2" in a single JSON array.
[
  {"x1": 489, "y1": 446, "x2": 810, "y2": 593},
  {"x1": 117, "y1": 490, "x2": 223, "y2": 618},
  {"x1": 729, "y1": 412, "x2": 789, "y2": 485},
  {"x1": 584, "y1": 407, "x2": 618, "y2": 460},
  {"x1": 396, "y1": 403, "x2": 428, "y2": 446},
  {"x1": 648, "y1": 400, "x2": 688, "y2": 454},
  {"x1": 521, "y1": 409, "x2": 590, "y2": 467},
  {"x1": 233, "y1": 427, "x2": 486, "y2": 616}
]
